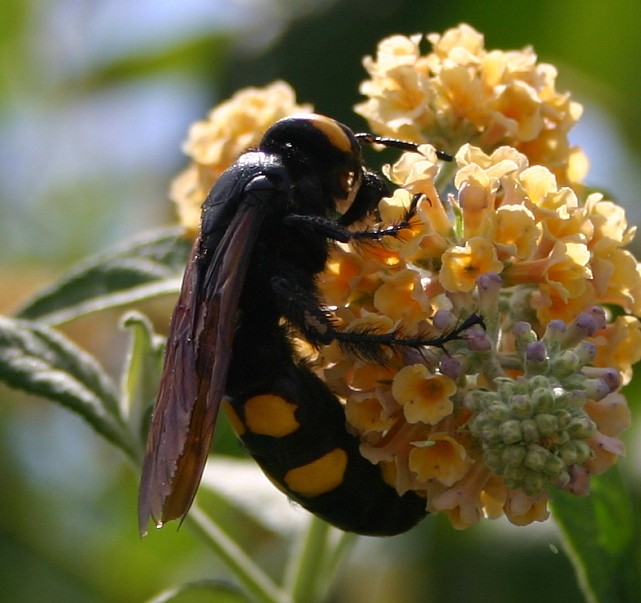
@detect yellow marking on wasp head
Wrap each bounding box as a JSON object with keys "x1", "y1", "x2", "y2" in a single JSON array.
[
  {"x1": 305, "y1": 114, "x2": 354, "y2": 154},
  {"x1": 284, "y1": 448, "x2": 348, "y2": 497},
  {"x1": 244, "y1": 394, "x2": 299, "y2": 437}
]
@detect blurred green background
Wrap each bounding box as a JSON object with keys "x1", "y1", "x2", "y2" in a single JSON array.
[{"x1": 1, "y1": 0, "x2": 640, "y2": 601}]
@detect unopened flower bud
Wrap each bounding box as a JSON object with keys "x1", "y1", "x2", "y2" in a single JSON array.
[
  {"x1": 521, "y1": 419, "x2": 539, "y2": 442},
  {"x1": 511, "y1": 394, "x2": 532, "y2": 418},
  {"x1": 535, "y1": 413, "x2": 558, "y2": 435},
  {"x1": 585, "y1": 306, "x2": 607, "y2": 331},
  {"x1": 486, "y1": 401, "x2": 510, "y2": 422},
  {"x1": 583, "y1": 378, "x2": 611, "y2": 401},
  {"x1": 466, "y1": 329, "x2": 493, "y2": 351},
  {"x1": 559, "y1": 443, "x2": 578, "y2": 465},
  {"x1": 573, "y1": 341, "x2": 596, "y2": 365},
  {"x1": 502, "y1": 444, "x2": 526, "y2": 467},
  {"x1": 567, "y1": 416, "x2": 595, "y2": 439},
  {"x1": 524, "y1": 445, "x2": 548, "y2": 471},
  {"x1": 560, "y1": 390, "x2": 588, "y2": 409},
  {"x1": 525, "y1": 340, "x2": 547, "y2": 362},
  {"x1": 484, "y1": 448, "x2": 503, "y2": 472},
  {"x1": 564, "y1": 312, "x2": 598, "y2": 345},
  {"x1": 544, "y1": 455, "x2": 565, "y2": 477},
  {"x1": 463, "y1": 389, "x2": 485, "y2": 411},
  {"x1": 433, "y1": 309, "x2": 456, "y2": 330},
  {"x1": 574, "y1": 440, "x2": 592, "y2": 463},
  {"x1": 555, "y1": 350, "x2": 580, "y2": 377},
  {"x1": 531, "y1": 387, "x2": 554, "y2": 412},
  {"x1": 528, "y1": 375, "x2": 551, "y2": 392},
  {"x1": 582, "y1": 367, "x2": 620, "y2": 393},
  {"x1": 543, "y1": 320, "x2": 567, "y2": 344},
  {"x1": 504, "y1": 465, "x2": 526, "y2": 485},
  {"x1": 513, "y1": 321, "x2": 538, "y2": 350},
  {"x1": 496, "y1": 379, "x2": 517, "y2": 400},
  {"x1": 440, "y1": 354, "x2": 462, "y2": 380},
  {"x1": 477, "y1": 272, "x2": 502, "y2": 317},
  {"x1": 500, "y1": 420, "x2": 523, "y2": 444},
  {"x1": 523, "y1": 471, "x2": 546, "y2": 494}
]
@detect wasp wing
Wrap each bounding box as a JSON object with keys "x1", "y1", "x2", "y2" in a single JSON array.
[{"x1": 138, "y1": 172, "x2": 269, "y2": 535}]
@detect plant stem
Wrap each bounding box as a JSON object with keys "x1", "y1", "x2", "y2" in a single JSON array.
[
  {"x1": 287, "y1": 516, "x2": 332, "y2": 603},
  {"x1": 186, "y1": 504, "x2": 292, "y2": 603},
  {"x1": 320, "y1": 530, "x2": 357, "y2": 593}
]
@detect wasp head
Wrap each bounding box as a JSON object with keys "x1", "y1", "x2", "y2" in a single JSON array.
[{"x1": 260, "y1": 114, "x2": 365, "y2": 218}]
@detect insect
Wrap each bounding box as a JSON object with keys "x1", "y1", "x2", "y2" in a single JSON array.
[{"x1": 138, "y1": 113, "x2": 481, "y2": 536}]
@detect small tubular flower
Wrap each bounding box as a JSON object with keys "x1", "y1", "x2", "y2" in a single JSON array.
[
  {"x1": 392, "y1": 365, "x2": 457, "y2": 425},
  {"x1": 356, "y1": 24, "x2": 585, "y2": 184}
]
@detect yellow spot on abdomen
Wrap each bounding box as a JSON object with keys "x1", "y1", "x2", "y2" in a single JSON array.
[
  {"x1": 284, "y1": 448, "x2": 348, "y2": 497},
  {"x1": 244, "y1": 394, "x2": 299, "y2": 437},
  {"x1": 222, "y1": 399, "x2": 246, "y2": 436}
]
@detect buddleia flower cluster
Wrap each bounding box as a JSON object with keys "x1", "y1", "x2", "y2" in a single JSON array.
[{"x1": 171, "y1": 24, "x2": 639, "y2": 529}]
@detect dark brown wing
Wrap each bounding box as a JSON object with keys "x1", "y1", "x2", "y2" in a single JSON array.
[{"x1": 138, "y1": 195, "x2": 267, "y2": 535}]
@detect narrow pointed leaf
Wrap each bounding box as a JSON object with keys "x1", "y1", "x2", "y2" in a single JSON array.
[
  {"x1": 17, "y1": 227, "x2": 190, "y2": 325},
  {"x1": 0, "y1": 315, "x2": 136, "y2": 460},
  {"x1": 119, "y1": 311, "x2": 165, "y2": 443}
]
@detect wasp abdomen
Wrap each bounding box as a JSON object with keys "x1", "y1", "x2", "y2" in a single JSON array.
[{"x1": 224, "y1": 357, "x2": 427, "y2": 536}]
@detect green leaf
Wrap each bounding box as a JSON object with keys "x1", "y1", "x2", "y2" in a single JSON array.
[
  {"x1": 550, "y1": 467, "x2": 641, "y2": 603},
  {"x1": 16, "y1": 227, "x2": 191, "y2": 325},
  {"x1": 119, "y1": 311, "x2": 165, "y2": 447},
  {"x1": 0, "y1": 314, "x2": 136, "y2": 460}
]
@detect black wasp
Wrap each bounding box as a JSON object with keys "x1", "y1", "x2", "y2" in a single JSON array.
[{"x1": 139, "y1": 113, "x2": 481, "y2": 536}]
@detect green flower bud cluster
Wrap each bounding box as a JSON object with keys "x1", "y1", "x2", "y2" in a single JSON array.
[{"x1": 463, "y1": 312, "x2": 614, "y2": 496}]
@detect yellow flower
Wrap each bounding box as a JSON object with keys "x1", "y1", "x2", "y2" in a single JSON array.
[
  {"x1": 592, "y1": 316, "x2": 641, "y2": 385},
  {"x1": 505, "y1": 240, "x2": 592, "y2": 300},
  {"x1": 488, "y1": 205, "x2": 540, "y2": 259},
  {"x1": 374, "y1": 269, "x2": 432, "y2": 328},
  {"x1": 409, "y1": 434, "x2": 472, "y2": 486},
  {"x1": 171, "y1": 81, "x2": 312, "y2": 234},
  {"x1": 532, "y1": 282, "x2": 597, "y2": 325},
  {"x1": 440, "y1": 238, "x2": 503, "y2": 292},
  {"x1": 392, "y1": 365, "x2": 456, "y2": 425},
  {"x1": 345, "y1": 396, "x2": 395, "y2": 435},
  {"x1": 356, "y1": 24, "x2": 583, "y2": 183},
  {"x1": 584, "y1": 391, "x2": 630, "y2": 476},
  {"x1": 585, "y1": 392, "x2": 631, "y2": 438},
  {"x1": 318, "y1": 246, "x2": 384, "y2": 308},
  {"x1": 427, "y1": 463, "x2": 490, "y2": 529},
  {"x1": 503, "y1": 491, "x2": 550, "y2": 526}
]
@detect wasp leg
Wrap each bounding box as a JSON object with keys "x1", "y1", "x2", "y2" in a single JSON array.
[
  {"x1": 284, "y1": 201, "x2": 418, "y2": 243},
  {"x1": 271, "y1": 276, "x2": 482, "y2": 361}
]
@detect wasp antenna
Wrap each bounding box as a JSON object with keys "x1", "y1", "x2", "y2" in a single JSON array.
[{"x1": 354, "y1": 133, "x2": 452, "y2": 162}]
